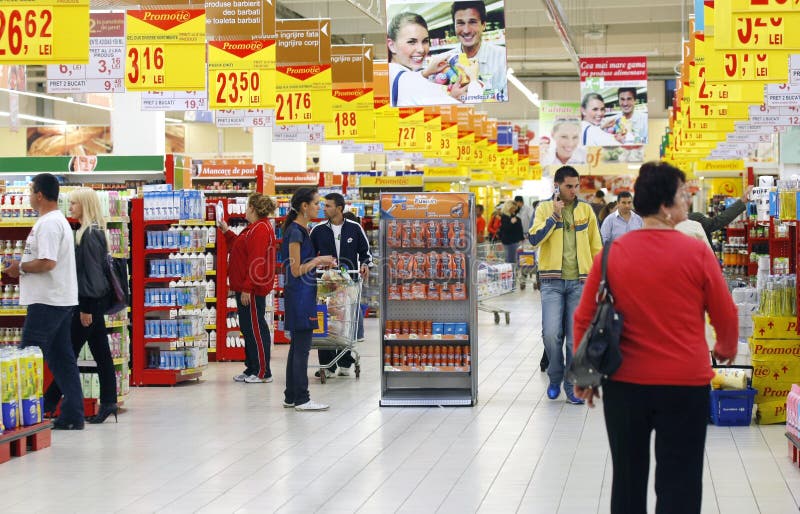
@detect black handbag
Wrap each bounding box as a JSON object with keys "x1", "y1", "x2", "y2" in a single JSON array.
[{"x1": 567, "y1": 243, "x2": 624, "y2": 388}]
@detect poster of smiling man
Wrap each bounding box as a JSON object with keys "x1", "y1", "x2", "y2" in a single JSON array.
[{"x1": 385, "y1": 0, "x2": 507, "y2": 107}]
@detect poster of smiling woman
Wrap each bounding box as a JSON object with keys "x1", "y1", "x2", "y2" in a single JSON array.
[
  {"x1": 385, "y1": 0, "x2": 507, "y2": 107},
  {"x1": 579, "y1": 56, "x2": 648, "y2": 164}
]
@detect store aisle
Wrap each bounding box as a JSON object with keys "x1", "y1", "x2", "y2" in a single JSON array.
[{"x1": 1, "y1": 291, "x2": 798, "y2": 514}]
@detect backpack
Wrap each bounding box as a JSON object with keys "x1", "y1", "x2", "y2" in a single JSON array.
[{"x1": 104, "y1": 254, "x2": 129, "y2": 315}]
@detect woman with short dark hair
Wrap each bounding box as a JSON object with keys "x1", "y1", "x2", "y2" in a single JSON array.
[{"x1": 573, "y1": 161, "x2": 738, "y2": 514}]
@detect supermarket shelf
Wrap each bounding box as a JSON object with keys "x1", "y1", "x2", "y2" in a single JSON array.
[
  {"x1": 143, "y1": 304, "x2": 205, "y2": 313},
  {"x1": 384, "y1": 365, "x2": 471, "y2": 373},
  {"x1": 0, "y1": 219, "x2": 36, "y2": 227},
  {"x1": 205, "y1": 297, "x2": 217, "y2": 303},
  {"x1": 379, "y1": 388, "x2": 474, "y2": 406},
  {"x1": 206, "y1": 243, "x2": 216, "y2": 249},
  {"x1": 77, "y1": 357, "x2": 127, "y2": 367},
  {"x1": 105, "y1": 320, "x2": 128, "y2": 328},
  {"x1": 205, "y1": 324, "x2": 216, "y2": 330},
  {"x1": 208, "y1": 348, "x2": 216, "y2": 353},
  {"x1": 143, "y1": 219, "x2": 214, "y2": 227},
  {"x1": 141, "y1": 366, "x2": 205, "y2": 385},
  {"x1": 111, "y1": 252, "x2": 129, "y2": 259},
  {"x1": 144, "y1": 247, "x2": 180, "y2": 255},
  {"x1": 144, "y1": 276, "x2": 182, "y2": 284},
  {"x1": 206, "y1": 270, "x2": 216, "y2": 276},
  {"x1": 384, "y1": 334, "x2": 469, "y2": 342},
  {"x1": 106, "y1": 216, "x2": 130, "y2": 223},
  {"x1": 0, "y1": 308, "x2": 25, "y2": 316},
  {"x1": 197, "y1": 190, "x2": 256, "y2": 194}
]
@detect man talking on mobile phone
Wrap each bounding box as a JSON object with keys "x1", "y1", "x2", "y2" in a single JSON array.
[{"x1": 528, "y1": 166, "x2": 602, "y2": 405}]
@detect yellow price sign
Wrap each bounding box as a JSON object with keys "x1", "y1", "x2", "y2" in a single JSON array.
[
  {"x1": 208, "y1": 39, "x2": 276, "y2": 110},
  {"x1": 423, "y1": 107, "x2": 441, "y2": 156},
  {"x1": 397, "y1": 107, "x2": 424, "y2": 149},
  {"x1": 372, "y1": 61, "x2": 398, "y2": 148},
  {"x1": 704, "y1": 33, "x2": 788, "y2": 81},
  {"x1": 0, "y1": 0, "x2": 88, "y2": 63},
  {"x1": 125, "y1": 10, "x2": 205, "y2": 91},
  {"x1": 275, "y1": 18, "x2": 332, "y2": 125},
  {"x1": 456, "y1": 131, "x2": 475, "y2": 165},
  {"x1": 691, "y1": 102, "x2": 751, "y2": 119},
  {"x1": 473, "y1": 137, "x2": 488, "y2": 167},
  {"x1": 326, "y1": 44, "x2": 374, "y2": 140},
  {"x1": 439, "y1": 121, "x2": 458, "y2": 161}
]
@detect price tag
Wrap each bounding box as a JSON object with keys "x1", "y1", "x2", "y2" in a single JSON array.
[
  {"x1": 472, "y1": 137, "x2": 488, "y2": 167},
  {"x1": 341, "y1": 141, "x2": 383, "y2": 153},
  {"x1": 690, "y1": 65, "x2": 764, "y2": 103},
  {"x1": 275, "y1": 19, "x2": 332, "y2": 125},
  {"x1": 214, "y1": 109, "x2": 274, "y2": 128},
  {"x1": 141, "y1": 90, "x2": 207, "y2": 111},
  {"x1": 706, "y1": 49, "x2": 788, "y2": 81},
  {"x1": 456, "y1": 131, "x2": 475, "y2": 165},
  {"x1": 325, "y1": 44, "x2": 374, "y2": 141},
  {"x1": 273, "y1": 123, "x2": 325, "y2": 143},
  {"x1": 0, "y1": 0, "x2": 88, "y2": 64},
  {"x1": 517, "y1": 153, "x2": 530, "y2": 179},
  {"x1": 439, "y1": 121, "x2": 458, "y2": 161},
  {"x1": 690, "y1": 102, "x2": 750, "y2": 119},
  {"x1": 47, "y1": 12, "x2": 124, "y2": 92},
  {"x1": 397, "y1": 107, "x2": 424, "y2": 150},
  {"x1": 422, "y1": 107, "x2": 441, "y2": 157},
  {"x1": 125, "y1": 10, "x2": 206, "y2": 91},
  {"x1": 208, "y1": 39, "x2": 276, "y2": 110},
  {"x1": 731, "y1": 0, "x2": 800, "y2": 11}
]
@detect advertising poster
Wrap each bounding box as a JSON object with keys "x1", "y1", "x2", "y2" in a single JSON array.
[
  {"x1": 26, "y1": 126, "x2": 112, "y2": 157},
  {"x1": 579, "y1": 56, "x2": 648, "y2": 164},
  {"x1": 538, "y1": 100, "x2": 584, "y2": 167},
  {"x1": 385, "y1": 0, "x2": 507, "y2": 107}
]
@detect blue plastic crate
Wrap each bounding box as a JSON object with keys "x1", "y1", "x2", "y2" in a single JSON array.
[{"x1": 710, "y1": 387, "x2": 757, "y2": 426}]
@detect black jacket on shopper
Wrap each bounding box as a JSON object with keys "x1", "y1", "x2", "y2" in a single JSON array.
[
  {"x1": 76, "y1": 225, "x2": 111, "y2": 312},
  {"x1": 499, "y1": 214, "x2": 524, "y2": 245},
  {"x1": 310, "y1": 218, "x2": 373, "y2": 271},
  {"x1": 688, "y1": 199, "x2": 747, "y2": 246}
]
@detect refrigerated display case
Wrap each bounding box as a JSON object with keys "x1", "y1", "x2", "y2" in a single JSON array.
[{"x1": 379, "y1": 192, "x2": 478, "y2": 407}]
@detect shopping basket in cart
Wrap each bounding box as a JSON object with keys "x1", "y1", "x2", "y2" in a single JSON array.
[
  {"x1": 517, "y1": 247, "x2": 538, "y2": 290},
  {"x1": 312, "y1": 270, "x2": 363, "y2": 383}
]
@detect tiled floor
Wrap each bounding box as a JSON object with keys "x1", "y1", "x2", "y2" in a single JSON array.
[{"x1": 3, "y1": 290, "x2": 799, "y2": 513}]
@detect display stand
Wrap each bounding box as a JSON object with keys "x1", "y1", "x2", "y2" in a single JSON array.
[{"x1": 379, "y1": 192, "x2": 477, "y2": 407}]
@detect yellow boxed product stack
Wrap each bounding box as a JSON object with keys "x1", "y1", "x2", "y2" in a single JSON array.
[{"x1": 749, "y1": 316, "x2": 800, "y2": 424}]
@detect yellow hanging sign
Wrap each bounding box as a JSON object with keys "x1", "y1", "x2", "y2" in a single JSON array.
[
  {"x1": 125, "y1": 9, "x2": 206, "y2": 91},
  {"x1": 0, "y1": 0, "x2": 89, "y2": 64},
  {"x1": 397, "y1": 107, "x2": 425, "y2": 150},
  {"x1": 207, "y1": 39, "x2": 276, "y2": 110},
  {"x1": 325, "y1": 44, "x2": 374, "y2": 141}
]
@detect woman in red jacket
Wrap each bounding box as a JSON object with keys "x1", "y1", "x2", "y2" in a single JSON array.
[
  {"x1": 218, "y1": 193, "x2": 277, "y2": 383},
  {"x1": 573, "y1": 162, "x2": 738, "y2": 514}
]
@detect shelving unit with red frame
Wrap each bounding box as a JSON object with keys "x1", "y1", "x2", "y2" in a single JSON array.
[{"x1": 129, "y1": 198, "x2": 208, "y2": 386}]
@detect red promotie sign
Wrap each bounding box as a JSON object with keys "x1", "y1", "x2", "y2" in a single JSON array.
[
  {"x1": 197, "y1": 161, "x2": 257, "y2": 178},
  {"x1": 579, "y1": 57, "x2": 647, "y2": 82}
]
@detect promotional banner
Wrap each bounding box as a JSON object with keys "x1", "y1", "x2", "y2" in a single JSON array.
[
  {"x1": 385, "y1": 0, "x2": 507, "y2": 106},
  {"x1": 274, "y1": 18, "x2": 332, "y2": 125},
  {"x1": 26, "y1": 126, "x2": 112, "y2": 156},
  {"x1": 538, "y1": 100, "x2": 584, "y2": 167},
  {"x1": 208, "y1": 38, "x2": 276, "y2": 109},
  {"x1": 0, "y1": 0, "x2": 89, "y2": 64},
  {"x1": 205, "y1": 0, "x2": 275, "y2": 39},
  {"x1": 125, "y1": 9, "x2": 207, "y2": 91},
  {"x1": 325, "y1": 44, "x2": 374, "y2": 141},
  {"x1": 47, "y1": 12, "x2": 124, "y2": 93}
]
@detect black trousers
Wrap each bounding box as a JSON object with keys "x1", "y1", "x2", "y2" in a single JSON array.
[
  {"x1": 602, "y1": 380, "x2": 709, "y2": 514},
  {"x1": 44, "y1": 305, "x2": 117, "y2": 407},
  {"x1": 236, "y1": 293, "x2": 272, "y2": 379},
  {"x1": 284, "y1": 329, "x2": 312, "y2": 406}
]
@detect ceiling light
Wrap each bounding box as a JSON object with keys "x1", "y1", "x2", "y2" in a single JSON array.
[
  {"x1": 506, "y1": 68, "x2": 540, "y2": 108},
  {"x1": 0, "y1": 88, "x2": 113, "y2": 111},
  {"x1": 0, "y1": 111, "x2": 67, "y2": 124}
]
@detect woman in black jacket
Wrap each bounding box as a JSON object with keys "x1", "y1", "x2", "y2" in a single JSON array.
[
  {"x1": 43, "y1": 188, "x2": 118, "y2": 424},
  {"x1": 498, "y1": 200, "x2": 524, "y2": 263}
]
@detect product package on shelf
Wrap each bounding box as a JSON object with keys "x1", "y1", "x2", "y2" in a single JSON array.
[
  {"x1": 1, "y1": 347, "x2": 44, "y2": 432},
  {"x1": 379, "y1": 192, "x2": 477, "y2": 407}
]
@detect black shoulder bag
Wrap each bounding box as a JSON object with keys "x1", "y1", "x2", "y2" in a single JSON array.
[{"x1": 567, "y1": 243, "x2": 624, "y2": 388}]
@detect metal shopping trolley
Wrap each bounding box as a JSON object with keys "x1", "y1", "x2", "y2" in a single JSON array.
[
  {"x1": 476, "y1": 242, "x2": 513, "y2": 324},
  {"x1": 311, "y1": 270, "x2": 363, "y2": 383},
  {"x1": 517, "y1": 245, "x2": 538, "y2": 291}
]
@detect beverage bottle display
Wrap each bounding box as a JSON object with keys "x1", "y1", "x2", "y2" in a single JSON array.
[{"x1": 12, "y1": 240, "x2": 23, "y2": 262}]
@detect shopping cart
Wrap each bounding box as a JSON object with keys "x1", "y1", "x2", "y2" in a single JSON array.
[
  {"x1": 517, "y1": 245, "x2": 538, "y2": 291},
  {"x1": 476, "y1": 242, "x2": 513, "y2": 324},
  {"x1": 311, "y1": 271, "x2": 363, "y2": 383}
]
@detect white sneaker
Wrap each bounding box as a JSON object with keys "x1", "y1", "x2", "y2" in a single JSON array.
[
  {"x1": 233, "y1": 373, "x2": 248, "y2": 382},
  {"x1": 356, "y1": 337, "x2": 365, "y2": 343},
  {"x1": 244, "y1": 375, "x2": 273, "y2": 383},
  {"x1": 337, "y1": 366, "x2": 351, "y2": 376},
  {"x1": 295, "y1": 400, "x2": 329, "y2": 411},
  {"x1": 282, "y1": 401, "x2": 294, "y2": 408},
  {"x1": 314, "y1": 369, "x2": 335, "y2": 378}
]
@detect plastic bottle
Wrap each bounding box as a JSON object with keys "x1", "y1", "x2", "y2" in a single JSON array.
[
  {"x1": 205, "y1": 252, "x2": 214, "y2": 271},
  {"x1": 384, "y1": 346, "x2": 391, "y2": 366},
  {"x1": 206, "y1": 280, "x2": 215, "y2": 299},
  {"x1": 12, "y1": 285, "x2": 19, "y2": 307},
  {"x1": 12, "y1": 240, "x2": 23, "y2": 262}
]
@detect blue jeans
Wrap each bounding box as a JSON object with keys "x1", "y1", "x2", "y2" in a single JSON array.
[
  {"x1": 22, "y1": 304, "x2": 84, "y2": 423},
  {"x1": 503, "y1": 242, "x2": 520, "y2": 263},
  {"x1": 540, "y1": 279, "x2": 584, "y2": 387}
]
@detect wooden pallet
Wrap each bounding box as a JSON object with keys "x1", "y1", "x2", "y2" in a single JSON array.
[
  {"x1": 0, "y1": 421, "x2": 53, "y2": 464},
  {"x1": 787, "y1": 432, "x2": 800, "y2": 469}
]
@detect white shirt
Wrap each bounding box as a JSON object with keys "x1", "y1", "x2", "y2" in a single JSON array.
[
  {"x1": 518, "y1": 205, "x2": 534, "y2": 233},
  {"x1": 541, "y1": 144, "x2": 587, "y2": 166},
  {"x1": 611, "y1": 111, "x2": 648, "y2": 144},
  {"x1": 389, "y1": 62, "x2": 460, "y2": 107},
  {"x1": 461, "y1": 43, "x2": 507, "y2": 102},
  {"x1": 675, "y1": 220, "x2": 712, "y2": 248},
  {"x1": 331, "y1": 221, "x2": 343, "y2": 258},
  {"x1": 20, "y1": 210, "x2": 78, "y2": 307},
  {"x1": 580, "y1": 120, "x2": 620, "y2": 147}
]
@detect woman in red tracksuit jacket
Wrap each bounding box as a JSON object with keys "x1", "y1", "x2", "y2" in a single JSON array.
[{"x1": 218, "y1": 193, "x2": 277, "y2": 383}]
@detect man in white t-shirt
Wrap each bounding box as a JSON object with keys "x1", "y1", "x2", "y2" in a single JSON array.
[
  {"x1": 5, "y1": 173, "x2": 83, "y2": 430},
  {"x1": 451, "y1": 1, "x2": 507, "y2": 102}
]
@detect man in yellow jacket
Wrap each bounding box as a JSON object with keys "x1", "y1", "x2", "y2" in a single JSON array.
[{"x1": 529, "y1": 166, "x2": 602, "y2": 404}]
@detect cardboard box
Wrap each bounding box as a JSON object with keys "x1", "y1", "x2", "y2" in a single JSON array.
[
  {"x1": 751, "y1": 316, "x2": 800, "y2": 339},
  {"x1": 748, "y1": 338, "x2": 800, "y2": 358},
  {"x1": 752, "y1": 358, "x2": 800, "y2": 384},
  {"x1": 751, "y1": 377, "x2": 795, "y2": 404},
  {"x1": 756, "y1": 399, "x2": 786, "y2": 424}
]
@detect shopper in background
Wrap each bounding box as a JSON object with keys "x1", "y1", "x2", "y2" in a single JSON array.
[
  {"x1": 688, "y1": 185, "x2": 752, "y2": 246},
  {"x1": 573, "y1": 161, "x2": 737, "y2": 514},
  {"x1": 498, "y1": 200, "x2": 524, "y2": 264},
  {"x1": 281, "y1": 188, "x2": 336, "y2": 411},
  {"x1": 42, "y1": 188, "x2": 117, "y2": 424},
  {"x1": 311, "y1": 193, "x2": 372, "y2": 377},
  {"x1": 218, "y1": 193, "x2": 277, "y2": 384},
  {"x1": 589, "y1": 189, "x2": 606, "y2": 219},
  {"x1": 600, "y1": 191, "x2": 643, "y2": 244},
  {"x1": 597, "y1": 200, "x2": 617, "y2": 225},
  {"x1": 487, "y1": 203, "x2": 502, "y2": 242},
  {"x1": 514, "y1": 196, "x2": 534, "y2": 233},
  {"x1": 475, "y1": 204, "x2": 486, "y2": 243},
  {"x1": 529, "y1": 165, "x2": 602, "y2": 404},
  {"x1": 5, "y1": 174, "x2": 83, "y2": 429}
]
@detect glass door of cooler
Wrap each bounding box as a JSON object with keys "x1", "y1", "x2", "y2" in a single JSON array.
[{"x1": 379, "y1": 192, "x2": 477, "y2": 407}]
